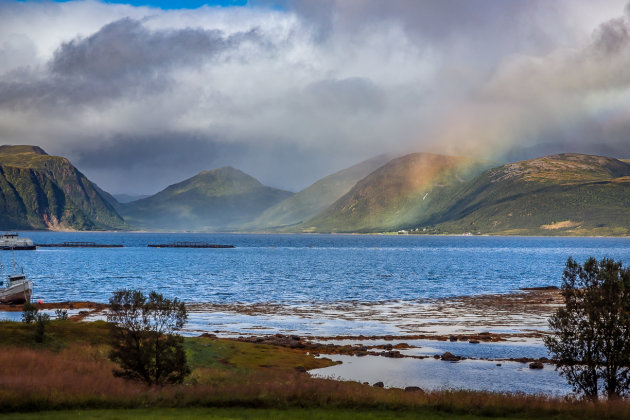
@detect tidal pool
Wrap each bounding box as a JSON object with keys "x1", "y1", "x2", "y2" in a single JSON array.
[{"x1": 310, "y1": 355, "x2": 571, "y2": 395}]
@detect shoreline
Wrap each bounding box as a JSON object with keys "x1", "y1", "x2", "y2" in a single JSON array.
[
  {"x1": 7, "y1": 229, "x2": 630, "y2": 238},
  {"x1": 1, "y1": 288, "x2": 561, "y2": 341}
]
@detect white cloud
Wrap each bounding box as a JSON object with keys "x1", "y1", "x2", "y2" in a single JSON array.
[{"x1": 0, "y1": 0, "x2": 629, "y2": 193}]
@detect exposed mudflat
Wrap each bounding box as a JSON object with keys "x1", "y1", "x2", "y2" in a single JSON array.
[
  {"x1": 185, "y1": 287, "x2": 562, "y2": 340},
  {"x1": 1, "y1": 288, "x2": 561, "y2": 339}
]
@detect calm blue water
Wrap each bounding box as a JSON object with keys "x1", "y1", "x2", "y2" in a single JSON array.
[{"x1": 4, "y1": 232, "x2": 630, "y2": 304}]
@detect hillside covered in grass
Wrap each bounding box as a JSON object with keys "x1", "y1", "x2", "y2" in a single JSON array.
[
  {"x1": 424, "y1": 154, "x2": 630, "y2": 236},
  {"x1": 248, "y1": 155, "x2": 390, "y2": 231},
  {"x1": 301, "y1": 153, "x2": 489, "y2": 233},
  {"x1": 0, "y1": 145, "x2": 126, "y2": 230},
  {"x1": 119, "y1": 166, "x2": 293, "y2": 231}
]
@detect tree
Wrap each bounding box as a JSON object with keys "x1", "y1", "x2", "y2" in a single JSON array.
[
  {"x1": 107, "y1": 289, "x2": 190, "y2": 386},
  {"x1": 21, "y1": 303, "x2": 50, "y2": 342},
  {"x1": 34, "y1": 313, "x2": 50, "y2": 343},
  {"x1": 544, "y1": 257, "x2": 630, "y2": 400}
]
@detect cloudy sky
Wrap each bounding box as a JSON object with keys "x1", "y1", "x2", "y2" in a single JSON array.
[{"x1": 1, "y1": 0, "x2": 629, "y2": 194}]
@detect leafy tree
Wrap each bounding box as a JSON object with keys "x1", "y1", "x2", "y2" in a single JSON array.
[
  {"x1": 107, "y1": 289, "x2": 190, "y2": 386},
  {"x1": 545, "y1": 257, "x2": 630, "y2": 400}
]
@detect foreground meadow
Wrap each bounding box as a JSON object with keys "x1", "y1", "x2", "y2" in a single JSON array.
[{"x1": 1, "y1": 320, "x2": 630, "y2": 419}]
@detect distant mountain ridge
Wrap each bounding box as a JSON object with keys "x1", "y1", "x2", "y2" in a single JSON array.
[
  {"x1": 302, "y1": 153, "x2": 490, "y2": 233},
  {"x1": 119, "y1": 166, "x2": 293, "y2": 231},
  {"x1": 114, "y1": 194, "x2": 151, "y2": 204},
  {"x1": 0, "y1": 145, "x2": 126, "y2": 230},
  {"x1": 248, "y1": 155, "x2": 391, "y2": 231},
  {"x1": 0, "y1": 145, "x2": 627, "y2": 236}
]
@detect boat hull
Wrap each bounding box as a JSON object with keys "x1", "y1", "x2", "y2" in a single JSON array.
[
  {"x1": 0, "y1": 280, "x2": 33, "y2": 304},
  {"x1": 0, "y1": 245, "x2": 36, "y2": 251}
]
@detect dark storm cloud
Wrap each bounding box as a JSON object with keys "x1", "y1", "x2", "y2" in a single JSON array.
[
  {"x1": 591, "y1": 10, "x2": 630, "y2": 55},
  {"x1": 0, "y1": 18, "x2": 263, "y2": 108},
  {"x1": 284, "y1": 0, "x2": 553, "y2": 52},
  {"x1": 51, "y1": 18, "x2": 261, "y2": 80},
  {"x1": 73, "y1": 133, "x2": 235, "y2": 169},
  {"x1": 71, "y1": 132, "x2": 364, "y2": 194}
]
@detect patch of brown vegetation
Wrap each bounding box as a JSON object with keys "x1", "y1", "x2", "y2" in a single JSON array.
[
  {"x1": 541, "y1": 220, "x2": 581, "y2": 230},
  {"x1": 0, "y1": 301, "x2": 106, "y2": 312},
  {"x1": 230, "y1": 334, "x2": 420, "y2": 358},
  {"x1": 3, "y1": 340, "x2": 630, "y2": 419},
  {"x1": 0, "y1": 345, "x2": 144, "y2": 404}
]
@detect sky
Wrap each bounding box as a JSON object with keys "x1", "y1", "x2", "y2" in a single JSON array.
[{"x1": 1, "y1": 0, "x2": 629, "y2": 194}]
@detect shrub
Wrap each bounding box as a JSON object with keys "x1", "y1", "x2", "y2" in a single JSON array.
[
  {"x1": 545, "y1": 257, "x2": 630, "y2": 400},
  {"x1": 34, "y1": 313, "x2": 50, "y2": 343},
  {"x1": 21, "y1": 303, "x2": 38, "y2": 324},
  {"x1": 55, "y1": 308, "x2": 69, "y2": 320},
  {"x1": 107, "y1": 289, "x2": 190, "y2": 386}
]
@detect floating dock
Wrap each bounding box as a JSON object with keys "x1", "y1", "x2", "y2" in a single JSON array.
[
  {"x1": 37, "y1": 242, "x2": 123, "y2": 248},
  {"x1": 147, "y1": 242, "x2": 234, "y2": 248}
]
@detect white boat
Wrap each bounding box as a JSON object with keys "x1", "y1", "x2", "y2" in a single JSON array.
[
  {"x1": 0, "y1": 255, "x2": 33, "y2": 304},
  {"x1": 0, "y1": 274, "x2": 33, "y2": 304},
  {"x1": 0, "y1": 233, "x2": 36, "y2": 250}
]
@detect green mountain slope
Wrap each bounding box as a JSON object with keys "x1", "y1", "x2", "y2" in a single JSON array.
[
  {"x1": 0, "y1": 145, "x2": 126, "y2": 230},
  {"x1": 302, "y1": 153, "x2": 489, "y2": 233},
  {"x1": 425, "y1": 153, "x2": 630, "y2": 236},
  {"x1": 119, "y1": 167, "x2": 293, "y2": 231},
  {"x1": 248, "y1": 155, "x2": 390, "y2": 230}
]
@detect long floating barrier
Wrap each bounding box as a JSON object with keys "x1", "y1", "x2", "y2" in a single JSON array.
[
  {"x1": 37, "y1": 242, "x2": 123, "y2": 248},
  {"x1": 147, "y1": 242, "x2": 234, "y2": 248}
]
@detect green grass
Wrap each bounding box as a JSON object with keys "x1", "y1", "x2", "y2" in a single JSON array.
[
  {"x1": 0, "y1": 320, "x2": 110, "y2": 349},
  {"x1": 0, "y1": 407, "x2": 556, "y2": 420},
  {"x1": 0, "y1": 408, "x2": 517, "y2": 420},
  {"x1": 185, "y1": 337, "x2": 334, "y2": 372}
]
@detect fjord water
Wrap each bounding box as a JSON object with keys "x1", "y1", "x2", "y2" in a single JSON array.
[{"x1": 8, "y1": 232, "x2": 630, "y2": 304}]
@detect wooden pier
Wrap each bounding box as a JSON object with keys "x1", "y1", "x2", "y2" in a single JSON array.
[
  {"x1": 147, "y1": 242, "x2": 234, "y2": 248},
  {"x1": 37, "y1": 242, "x2": 123, "y2": 248}
]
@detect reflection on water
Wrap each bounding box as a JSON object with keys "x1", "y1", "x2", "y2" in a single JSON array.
[
  {"x1": 310, "y1": 355, "x2": 571, "y2": 395},
  {"x1": 323, "y1": 338, "x2": 550, "y2": 360}
]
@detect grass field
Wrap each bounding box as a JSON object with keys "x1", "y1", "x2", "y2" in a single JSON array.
[
  {"x1": 2, "y1": 319, "x2": 630, "y2": 419},
  {"x1": 0, "y1": 407, "x2": 574, "y2": 420}
]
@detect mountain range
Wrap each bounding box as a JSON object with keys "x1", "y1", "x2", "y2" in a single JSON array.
[
  {"x1": 247, "y1": 154, "x2": 391, "y2": 231},
  {"x1": 0, "y1": 144, "x2": 628, "y2": 236},
  {"x1": 301, "y1": 153, "x2": 491, "y2": 233}
]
